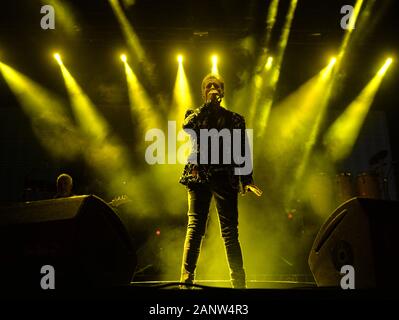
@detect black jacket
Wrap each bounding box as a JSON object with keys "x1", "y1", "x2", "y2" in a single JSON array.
[{"x1": 179, "y1": 103, "x2": 254, "y2": 191}]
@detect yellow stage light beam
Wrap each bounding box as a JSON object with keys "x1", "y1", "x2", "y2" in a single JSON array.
[
  {"x1": 53, "y1": 55, "x2": 153, "y2": 211},
  {"x1": 265, "y1": 56, "x2": 273, "y2": 71},
  {"x1": 321, "y1": 57, "x2": 337, "y2": 79},
  {"x1": 239, "y1": 0, "x2": 279, "y2": 122},
  {"x1": 122, "y1": 59, "x2": 159, "y2": 132},
  {"x1": 323, "y1": 58, "x2": 393, "y2": 162},
  {"x1": 287, "y1": 57, "x2": 337, "y2": 205},
  {"x1": 172, "y1": 54, "x2": 193, "y2": 129},
  {"x1": 266, "y1": 58, "x2": 335, "y2": 155},
  {"x1": 253, "y1": 0, "x2": 279, "y2": 74},
  {"x1": 54, "y1": 52, "x2": 62, "y2": 64},
  {"x1": 378, "y1": 57, "x2": 392, "y2": 75},
  {"x1": 247, "y1": 56, "x2": 273, "y2": 127},
  {"x1": 54, "y1": 54, "x2": 109, "y2": 141},
  {"x1": 260, "y1": 58, "x2": 336, "y2": 207},
  {"x1": 171, "y1": 54, "x2": 194, "y2": 166},
  {"x1": 0, "y1": 61, "x2": 82, "y2": 159},
  {"x1": 338, "y1": 0, "x2": 364, "y2": 63},
  {"x1": 211, "y1": 54, "x2": 219, "y2": 75},
  {"x1": 121, "y1": 60, "x2": 179, "y2": 216},
  {"x1": 350, "y1": 0, "x2": 389, "y2": 47},
  {"x1": 272, "y1": 0, "x2": 298, "y2": 88},
  {"x1": 120, "y1": 53, "x2": 127, "y2": 63},
  {"x1": 264, "y1": 0, "x2": 280, "y2": 50},
  {"x1": 108, "y1": 0, "x2": 155, "y2": 79},
  {"x1": 257, "y1": 0, "x2": 299, "y2": 136},
  {"x1": 336, "y1": 0, "x2": 364, "y2": 67},
  {"x1": 108, "y1": 0, "x2": 144, "y2": 61},
  {"x1": 327, "y1": 0, "x2": 364, "y2": 105}
]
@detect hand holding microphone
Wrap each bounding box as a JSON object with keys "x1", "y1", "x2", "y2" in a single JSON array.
[
  {"x1": 205, "y1": 82, "x2": 223, "y2": 106},
  {"x1": 242, "y1": 184, "x2": 263, "y2": 197}
]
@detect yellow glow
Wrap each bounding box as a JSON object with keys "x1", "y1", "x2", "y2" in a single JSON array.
[
  {"x1": 120, "y1": 54, "x2": 127, "y2": 62},
  {"x1": 261, "y1": 60, "x2": 335, "y2": 205},
  {"x1": 54, "y1": 53, "x2": 62, "y2": 64},
  {"x1": 265, "y1": 56, "x2": 273, "y2": 70},
  {"x1": 378, "y1": 57, "x2": 393, "y2": 76},
  {"x1": 172, "y1": 58, "x2": 193, "y2": 130},
  {"x1": 55, "y1": 58, "x2": 109, "y2": 141},
  {"x1": 324, "y1": 58, "x2": 391, "y2": 162},
  {"x1": 310, "y1": 0, "x2": 365, "y2": 133},
  {"x1": 211, "y1": 54, "x2": 219, "y2": 75},
  {"x1": 108, "y1": 0, "x2": 150, "y2": 73},
  {"x1": 177, "y1": 55, "x2": 183, "y2": 64},
  {"x1": 264, "y1": 0, "x2": 280, "y2": 48},
  {"x1": 348, "y1": 0, "x2": 364, "y2": 30},
  {"x1": 243, "y1": 0, "x2": 279, "y2": 125},
  {"x1": 0, "y1": 61, "x2": 81, "y2": 159},
  {"x1": 257, "y1": 0, "x2": 298, "y2": 135},
  {"x1": 53, "y1": 58, "x2": 149, "y2": 211},
  {"x1": 275, "y1": 61, "x2": 333, "y2": 143},
  {"x1": 122, "y1": 60, "x2": 159, "y2": 131},
  {"x1": 334, "y1": 0, "x2": 364, "y2": 84},
  {"x1": 212, "y1": 55, "x2": 218, "y2": 64},
  {"x1": 321, "y1": 56, "x2": 337, "y2": 79},
  {"x1": 289, "y1": 60, "x2": 336, "y2": 201}
]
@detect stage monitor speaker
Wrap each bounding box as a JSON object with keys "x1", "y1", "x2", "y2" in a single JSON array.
[
  {"x1": 308, "y1": 197, "x2": 399, "y2": 288},
  {"x1": 0, "y1": 195, "x2": 137, "y2": 291}
]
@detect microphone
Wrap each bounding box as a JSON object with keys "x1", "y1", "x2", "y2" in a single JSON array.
[{"x1": 207, "y1": 91, "x2": 222, "y2": 105}]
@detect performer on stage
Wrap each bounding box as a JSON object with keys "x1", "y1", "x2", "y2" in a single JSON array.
[
  {"x1": 179, "y1": 73, "x2": 262, "y2": 289},
  {"x1": 54, "y1": 173, "x2": 74, "y2": 198}
]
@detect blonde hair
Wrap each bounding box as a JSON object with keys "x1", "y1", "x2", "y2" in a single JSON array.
[
  {"x1": 201, "y1": 73, "x2": 225, "y2": 100},
  {"x1": 56, "y1": 173, "x2": 73, "y2": 190}
]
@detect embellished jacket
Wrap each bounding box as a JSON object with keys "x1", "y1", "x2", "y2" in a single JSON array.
[{"x1": 179, "y1": 103, "x2": 254, "y2": 191}]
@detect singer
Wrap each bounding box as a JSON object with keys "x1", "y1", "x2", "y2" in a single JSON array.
[{"x1": 179, "y1": 73, "x2": 262, "y2": 289}]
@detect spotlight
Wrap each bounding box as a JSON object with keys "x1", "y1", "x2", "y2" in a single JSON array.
[
  {"x1": 120, "y1": 54, "x2": 127, "y2": 63},
  {"x1": 321, "y1": 56, "x2": 337, "y2": 79},
  {"x1": 177, "y1": 55, "x2": 183, "y2": 63},
  {"x1": 378, "y1": 57, "x2": 393, "y2": 76},
  {"x1": 265, "y1": 56, "x2": 273, "y2": 70},
  {"x1": 211, "y1": 54, "x2": 219, "y2": 74},
  {"x1": 53, "y1": 53, "x2": 62, "y2": 63},
  {"x1": 211, "y1": 54, "x2": 218, "y2": 65}
]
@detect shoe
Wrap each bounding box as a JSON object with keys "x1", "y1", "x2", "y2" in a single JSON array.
[
  {"x1": 180, "y1": 270, "x2": 195, "y2": 289},
  {"x1": 231, "y1": 279, "x2": 247, "y2": 289}
]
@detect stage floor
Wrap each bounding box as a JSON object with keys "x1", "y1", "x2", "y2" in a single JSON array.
[{"x1": 131, "y1": 279, "x2": 317, "y2": 289}]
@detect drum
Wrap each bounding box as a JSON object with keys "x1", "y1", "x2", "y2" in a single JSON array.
[
  {"x1": 356, "y1": 172, "x2": 381, "y2": 199},
  {"x1": 335, "y1": 172, "x2": 354, "y2": 204}
]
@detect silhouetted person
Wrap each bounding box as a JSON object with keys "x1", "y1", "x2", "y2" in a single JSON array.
[
  {"x1": 179, "y1": 73, "x2": 262, "y2": 289},
  {"x1": 54, "y1": 173, "x2": 74, "y2": 198}
]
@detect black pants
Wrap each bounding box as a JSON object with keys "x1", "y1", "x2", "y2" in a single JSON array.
[{"x1": 180, "y1": 175, "x2": 246, "y2": 288}]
